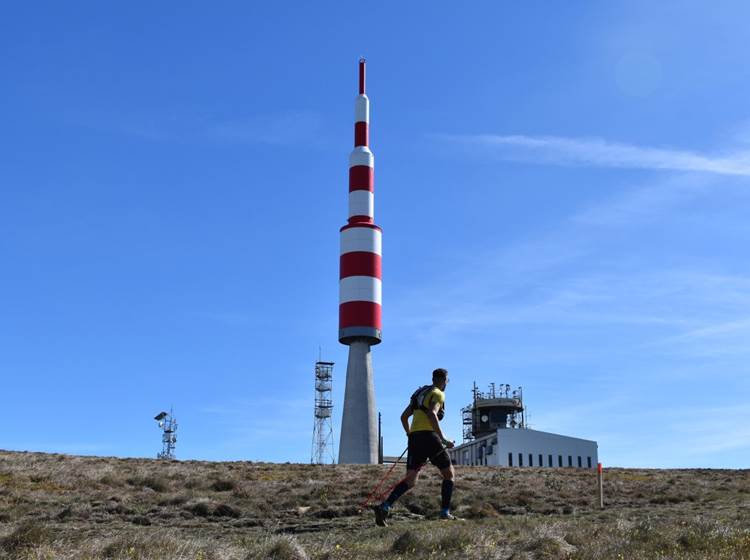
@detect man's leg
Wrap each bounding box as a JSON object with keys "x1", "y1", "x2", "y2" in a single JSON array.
[
  {"x1": 383, "y1": 469, "x2": 420, "y2": 509},
  {"x1": 374, "y1": 469, "x2": 420, "y2": 526},
  {"x1": 439, "y1": 464, "x2": 455, "y2": 519}
]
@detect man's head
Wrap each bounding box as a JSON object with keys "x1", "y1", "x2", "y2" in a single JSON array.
[{"x1": 432, "y1": 368, "x2": 449, "y2": 390}]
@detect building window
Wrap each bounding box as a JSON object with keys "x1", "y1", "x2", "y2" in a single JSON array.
[
  {"x1": 558, "y1": 455, "x2": 563, "y2": 467},
  {"x1": 568, "y1": 455, "x2": 573, "y2": 467},
  {"x1": 548, "y1": 454, "x2": 553, "y2": 467},
  {"x1": 587, "y1": 456, "x2": 592, "y2": 469},
  {"x1": 508, "y1": 452, "x2": 513, "y2": 467},
  {"x1": 577, "y1": 456, "x2": 582, "y2": 468},
  {"x1": 529, "y1": 453, "x2": 533, "y2": 467},
  {"x1": 518, "y1": 453, "x2": 523, "y2": 467},
  {"x1": 539, "y1": 454, "x2": 543, "y2": 467}
]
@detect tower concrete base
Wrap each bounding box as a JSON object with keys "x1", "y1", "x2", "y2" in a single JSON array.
[{"x1": 338, "y1": 339, "x2": 378, "y2": 464}]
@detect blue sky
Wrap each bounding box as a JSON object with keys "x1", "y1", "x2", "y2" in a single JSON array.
[{"x1": 1, "y1": 2, "x2": 749, "y2": 468}]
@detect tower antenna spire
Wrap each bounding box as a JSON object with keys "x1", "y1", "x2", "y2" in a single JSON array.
[{"x1": 359, "y1": 57, "x2": 366, "y2": 95}]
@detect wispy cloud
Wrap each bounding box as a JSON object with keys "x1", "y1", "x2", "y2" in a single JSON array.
[
  {"x1": 392, "y1": 255, "x2": 715, "y2": 340},
  {"x1": 396, "y1": 131, "x2": 750, "y2": 348},
  {"x1": 435, "y1": 133, "x2": 750, "y2": 176},
  {"x1": 663, "y1": 317, "x2": 750, "y2": 342},
  {"x1": 396, "y1": 261, "x2": 750, "y2": 360},
  {"x1": 572, "y1": 173, "x2": 715, "y2": 226}
]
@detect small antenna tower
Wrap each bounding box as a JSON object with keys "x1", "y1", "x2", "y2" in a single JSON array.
[
  {"x1": 311, "y1": 359, "x2": 335, "y2": 464},
  {"x1": 154, "y1": 408, "x2": 177, "y2": 460}
]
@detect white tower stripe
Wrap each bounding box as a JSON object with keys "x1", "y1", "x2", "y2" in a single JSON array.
[
  {"x1": 340, "y1": 227, "x2": 382, "y2": 255},
  {"x1": 339, "y1": 276, "x2": 382, "y2": 304},
  {"x1": 349, "y1": 146, "x2": 374, "y2": 168},
  {"x1": 348, "y1": 190, "x2": 374, "y2": 218},
  {"x1": 355, "y1": 94, "x2": 369, "y2": 123}
]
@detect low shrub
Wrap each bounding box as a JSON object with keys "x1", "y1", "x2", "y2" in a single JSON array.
[
  {"x1": 142, "y1": 476, "x2": 169, "y2": 492},
  {"x1": 0, "y1": 521, "x2": 51, "y2": 553},
  {"x1": 523, "y1": 536, "x2": 572, "y2": 560},
  {"x1": 436, "y1": 527, "x2": 473, "y2": 552},
  {"x1": 392, "y1": 530, "x2": 423, "y2": 554},
  {"x1": 211, "y1": 479, "x2": 236, "y2": 492},
  {"x1": 247, "y1": 536, "x2": 308, "y2": 560},
  {"x1": 100, "y1": 533, "x2": 200, "y2": 559},
  {"x1": 158, "y1": 493, "x2": 189, "y2": 506},
  {"x1": 125, "y1": 475, "x2": 169, "y2": 492},
  {"x1": 184, "y1": 477, "x2": 204, "y2": 489},
  {"x1": 98, "y1": 474, "x2": 121, "y2": 487},
  {"x1": 188, "y1": 502, "x2": 212, "y2": 517},
  {"x1": 213, "y1": 503, "x2": 241, "y2": 518}
]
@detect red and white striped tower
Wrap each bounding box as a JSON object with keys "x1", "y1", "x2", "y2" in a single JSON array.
[{"x1": 338, "y1": 58, "x2": 381, "y2": 464}]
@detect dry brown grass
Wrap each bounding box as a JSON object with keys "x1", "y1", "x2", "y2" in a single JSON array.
[{"x1": 0, "y1": 450, "x2": 748, "y2": 559}]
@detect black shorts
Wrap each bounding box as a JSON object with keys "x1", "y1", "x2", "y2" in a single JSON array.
[{"x1": 406, "y1": 431, "x2": 452, "y2": 471}]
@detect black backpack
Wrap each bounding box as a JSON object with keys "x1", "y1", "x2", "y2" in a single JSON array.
[{"x1": 410, "y1": 385, "x2": 445, "y2": 420}]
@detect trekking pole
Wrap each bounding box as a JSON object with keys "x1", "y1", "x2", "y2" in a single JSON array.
[
  {"x1": 359, "y1": 446, "x2": 408, "y2": 510},
  {"x1": 372, "y1": 444, "x2": 451, "y2": 505}
]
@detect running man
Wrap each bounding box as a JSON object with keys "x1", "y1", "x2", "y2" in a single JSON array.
[{"x1": 374, "y1": 368, "x2": 456, "y2": 526}]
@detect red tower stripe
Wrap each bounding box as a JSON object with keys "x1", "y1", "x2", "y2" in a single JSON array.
[
  {"x1": 348, "y1": 215, "x2": 374, "y2": 225},
  {"x1": 340, "y1": 301, "x2": 381, "y2": 329},
  {"x1": 340, "y1": 222, "x2": 382, "y2": 233},
  {"x1": 349, "y1": 166, "x2": 373, "y2": 192},
  {"x1": 355, "y1": 122, "x2": 369, "y2": 147},
  {"x1": 340, "y1": 252, "x2": 382, "y2": 279}
]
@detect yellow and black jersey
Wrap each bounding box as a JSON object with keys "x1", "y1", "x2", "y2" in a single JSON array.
[{"x1": 410, "y1": 387, "x2": 445, "y2": 433}]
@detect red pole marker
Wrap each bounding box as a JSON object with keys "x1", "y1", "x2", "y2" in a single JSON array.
[
  {"x1": 360, "y1": 446, "x2": 407, "y2": 510},
  {"x1": 597, "y1": 462, "x2": 604, "y2": 509}
]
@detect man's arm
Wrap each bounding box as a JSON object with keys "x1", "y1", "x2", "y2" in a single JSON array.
[
  {"x1": 427, "y1": 402, "x2": 453, "y2": 447},
  {"x1": 400, "y1": 405, "x2": 413, "y2": 435}
]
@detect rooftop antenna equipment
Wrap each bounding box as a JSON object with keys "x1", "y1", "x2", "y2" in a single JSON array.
[
  {"x1": 154, "y1": 408, "x2": 177, "y2": 460},
  {"x1": 312, "y1": 360, "x2": 336, "y2": 464},
  {"x1": 461, "y1": 382, "x2": 526, "y2": 442}
]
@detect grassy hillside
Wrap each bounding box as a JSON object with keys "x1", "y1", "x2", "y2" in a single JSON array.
[{"x1": 0, "y1": 450, "x2": 748, "y2": 559}]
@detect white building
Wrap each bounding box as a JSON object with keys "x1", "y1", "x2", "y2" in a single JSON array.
[
  {"x1": 445, "y1": 383, "x2": 598, "y2": 468},
  {"x1": 447, "y1": 427, "x2": 598, "y2": 469}
]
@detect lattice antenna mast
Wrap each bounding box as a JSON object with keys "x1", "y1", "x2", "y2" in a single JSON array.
[
  {"x1": 312, "y1": 360, "x2": 336, "y2": 464},
  {"x1": 154, "y1": 408, "x2": 177, "y2": 460}
]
